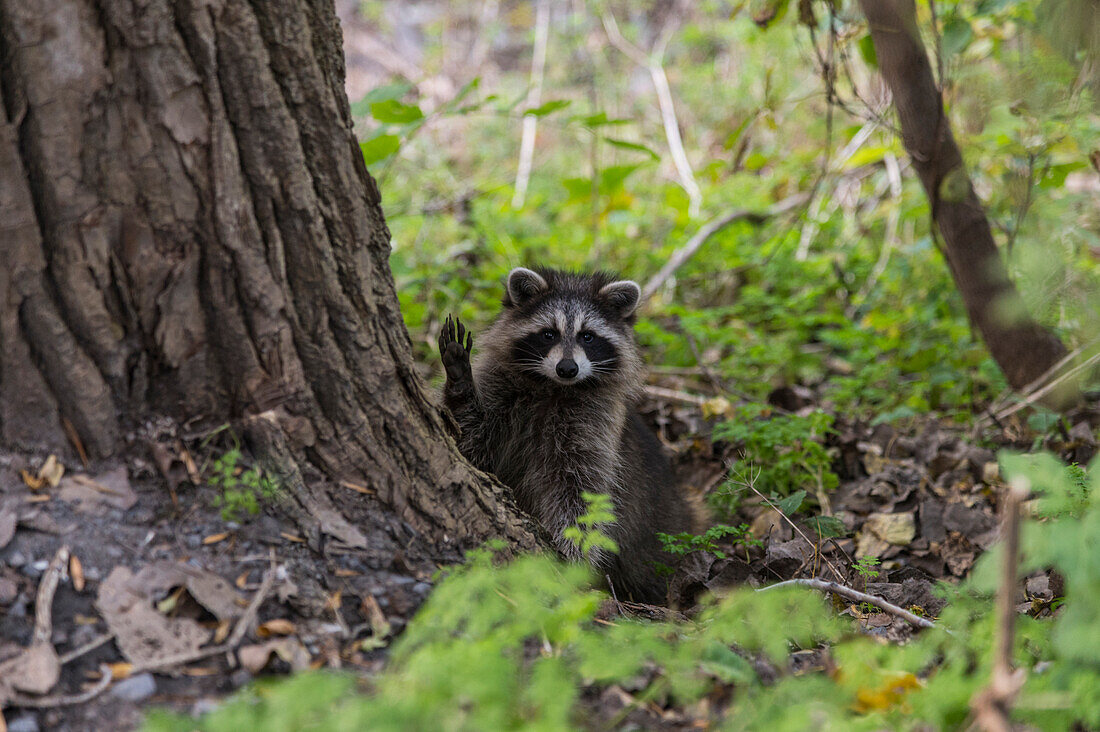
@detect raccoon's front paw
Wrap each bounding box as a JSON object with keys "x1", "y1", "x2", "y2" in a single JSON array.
[{"x1": 438, "y1": 314, "x2": 474, "y2": 385}]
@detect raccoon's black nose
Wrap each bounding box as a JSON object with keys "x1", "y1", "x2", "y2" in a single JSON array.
[{"x1": 556, "y1": 359, "x2": 579, "y2": 379}]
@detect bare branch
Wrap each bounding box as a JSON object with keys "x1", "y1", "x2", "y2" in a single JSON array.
[
  {"x1": 759, "y1": 578, "x2": 936, "y2": 630},
  {"x1": 601, "y1": 9, "x2": 702, "y2": 217},
  {"x1": 642, "y1": 193, "x2": 809, "y2": 303},
  {"x1": 512, "y1": 0, "x2": 551, "y2": 209}
]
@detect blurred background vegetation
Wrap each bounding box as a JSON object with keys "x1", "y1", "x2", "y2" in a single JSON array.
[{"x1": 345, "y1": 0, "x2": 1098, "y2": 424}]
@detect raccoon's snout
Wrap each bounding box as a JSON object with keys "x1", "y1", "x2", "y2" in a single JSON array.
[{"x1": 556, "y1": 358, "x2": 579, "y2": 379}]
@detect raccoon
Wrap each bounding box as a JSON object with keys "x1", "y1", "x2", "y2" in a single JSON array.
[{"x1": 438, "y1": 266, "x2": 695, "y2": 603}]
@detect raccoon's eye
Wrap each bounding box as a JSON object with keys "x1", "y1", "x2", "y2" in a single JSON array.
[
  {"x1": 580, "y1": 332, "x2": 594, "y2": 343},
  {"x1": 540, "y1": 329, "x2": 557, "y2": 341}
]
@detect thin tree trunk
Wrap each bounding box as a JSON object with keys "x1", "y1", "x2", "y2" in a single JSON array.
[
  {"x1": 859, "y1": 0, "x2": 1075, "y2": 406},
  {"x1": 0, "y1": 0, "x2": 536, "y2": 553}
]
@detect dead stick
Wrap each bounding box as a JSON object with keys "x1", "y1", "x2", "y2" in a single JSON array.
[
  {"x1": 33, "y1": 546, "x2": 70, "y2": 644},
  {"x1": 971, "y1": 480, "x2": 1028, "y2": 731},
  {"x1": 640, "y1": 193, "x2": 808, "y2": 303},
  {"x1": 8, "y1": 665, "x2": 113, "y2": 708},
  {"x1": 58, "y1": 632, "x2": 115, "y2": 665},
  {"x1": 758, "y1": 578, "x2": 936, "y2": 630}
]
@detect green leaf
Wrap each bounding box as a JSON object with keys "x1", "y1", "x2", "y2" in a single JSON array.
[
  {"x1": 603, "y1": 137, "x2": 660, "y2": 160},
  {"x1": 360, "y1": 134, "x2": 401, "y2": 165},
  {"x1": 597, "y1": 164, "x2": 641, "y2": 192},
  {"x1": 807, "y1": 515, "x2": 847, "y2": 539},
  {"x1": 858, "y1": 33, "x2": 878, "y2": 68},
  {"x1": 571, "y1": 111, "x2": 630, "y2": 127},
  {"x1": 525, "y1": 99, "x2": 572, "y2": 117},
  {"x1": 350, "y1": 82, "x2": 413, "y2": 116},
  {"x1": 941, "y1": 16, "x2": 974, "y2": 57},
  {"x1": 369, "y1": 99, "x2": 424, "y2": 124},
  {"x1": 775, "y1": 490, "x2": 807, "y2": 516}
]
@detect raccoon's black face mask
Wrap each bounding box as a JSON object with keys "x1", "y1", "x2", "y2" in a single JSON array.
[{"x1": 502, "y1": 267, "x2": 641, "y2": 386}]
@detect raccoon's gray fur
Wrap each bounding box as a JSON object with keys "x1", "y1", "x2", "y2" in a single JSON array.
[{"x1": 438, "y1": 266, "x2": 695, "y2": 603}]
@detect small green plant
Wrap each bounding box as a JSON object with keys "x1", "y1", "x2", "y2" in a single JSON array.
[
  {"x1": 208, "y1": 447, "x2": 279, "y2": 522},
  {"x1": 853, "y1": 555, "x2": 881, "y2": 580},
  {"x1": 712, "y1": 405, "x2": 838, "y2": 515},
  {"x1": 562, "y1": 491, "x2": 619, "y2": 558},
  {"x1": 658, "y1": 523, "x2": 762, "y2": 560}
]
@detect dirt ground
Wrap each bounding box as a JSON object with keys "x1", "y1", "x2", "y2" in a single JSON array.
[{"x1": 1, "y1": 386, "x2": 1095, "y2": 730}]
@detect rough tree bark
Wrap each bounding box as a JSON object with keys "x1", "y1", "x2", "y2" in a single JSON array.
[
  {"x1": 0, "y1": 0, "x2": 536, "y2": 553},
  {"x1": 859, "y1": 0, "x2": 1076, "y2": 405}
]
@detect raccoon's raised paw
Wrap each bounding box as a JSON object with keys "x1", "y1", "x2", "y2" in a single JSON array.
[{"x1": 438, "y1": 315, "x2": 473, "y2": 384}]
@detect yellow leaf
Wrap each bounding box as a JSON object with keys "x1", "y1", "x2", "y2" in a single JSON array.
[
  {"x1": 21, "y1": 469, "x2": 45, "y2": 491},
  {"x1": 107, "y1": 662, "x2": 133, "y2": 680},
  {"x1": 38, "y1": 455, "x2": 64, "y2": 487},
  {"x1": 70, "y1": 554, "x2": 85, "y2": 592},
  {"x1": 213, "y1": 620, "x2": 231, "y2": 644},
  {"x1": 257, "y1": 619, "x2": 296, "y2": 637}
]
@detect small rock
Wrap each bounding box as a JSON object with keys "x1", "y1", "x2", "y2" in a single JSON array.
[
  {"x1": 185, "y1": 534, "x2": 202, "y2": 549},
  {"x1": 9, "y1": 594, "x2": 28, "y2": 617},
  {"x1": 981, "y1": 462, "x2": 1000, "y2": 484},
  {"x1": 191, "y1": 698, "x2": 221, "y2": 717},
  {"x1": 6, "y1": 713, "x2": 39, "y2": 732},
  {"x1": 8, "y1": 550, "x2": 27, "y2": 567},
  {"x1": 110, "y1": 672, "x2": 157, "y2": 702},
  {"x1": 229, "y1": 668, "x2": 252, "y2": 689},
  {"x1": 22, "y1": 560, "x2": 49, "y2": 579},
  {"x1": 1026, "y1": 575, "x2": 1053, "y2": 601},
  {"x1": 412, "y1": 582, "x2": 431, "y2": 596}
]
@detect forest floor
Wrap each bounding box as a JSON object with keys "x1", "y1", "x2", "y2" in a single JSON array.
[{"x1": 1, "y1": 381, "x2": 1096, "y2": 731}]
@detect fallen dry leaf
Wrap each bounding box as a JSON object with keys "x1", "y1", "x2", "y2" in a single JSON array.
[
  {"x1": 324, "y1": 590, "x2": 342, "y2": 613},
  {"x1": 202, "y1": 532, "x2": 229, "y2": 545},
  {"x1": 21, "y1": 469, "x2": 46, "y2": 491},
  {"x1": 235, "y1": 571, "x2": 250, "y2": 589},
  {"x1": 38, "y1": 455, "x2": 65, "y2": 488},
  {"x1": 213, "y1": 620, "x2": 231, "y2": 644},
  {"x1": 334, "y1": 568, "x2": 360, "y2": 578},
  {"x1": 24, "y1": 494, "x2": 51, "y2": 504},
  {"x1": 257, "y1": 619, "x2": 297, "y2": 637},
  {"x1": 106, "y1": 661, "x2": 133, "y2": 680},
  {"x1": 280, "y1": 532, "x2": 305, "y2": 543},
  {"x1": 359, "y1": 594, "x2": 391, "y2": 639},
  {"x1": 96, "y1": 567, "x2": 210, "y2": 666},
  {"x1": 0, "y1": 642, "x2": 61, "y2": 695},
  {"x1": 70, "y1": 554, "x2": 85, "y2": 592}
]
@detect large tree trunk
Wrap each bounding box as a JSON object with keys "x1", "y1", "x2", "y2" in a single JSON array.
[
  {"x1": 0, "y1": 0, "x2": 536, "y2": 553},
  {"x1": 859, "y1": 0, "x2": 1076, "y2": 405}
]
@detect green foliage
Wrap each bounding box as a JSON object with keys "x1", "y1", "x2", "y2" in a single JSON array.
[
  {"x1": 712, "y1": 405, "x2": 837, "y2": 514},
  {"x1": 853, "y1": 555, "x2": 881, "y2": 580},
  {"x1": 658, "y1": 523, "x2": 762, "y2": 559},
  {"x1": 148, "y1": 451, "x2": 1100, "y2": 729},
  {"x1": 561, "y1": 491, "x2": 619, "y2": 558},
  {"x1": 207, "y1": 447, "x2": 279, "y2": 522}
]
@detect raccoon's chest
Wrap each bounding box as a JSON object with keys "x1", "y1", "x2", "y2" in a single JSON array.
[{"x1": 493, "y1": 395, "x2": 620, "y2": 498}]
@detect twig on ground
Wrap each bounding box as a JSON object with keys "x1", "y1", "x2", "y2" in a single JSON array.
[
  {"x1": 641, "y1": 193, "x2": 809, "y2": 303},
  {"x1": 58, "y1": 633, "x2": 115, "y2": 666},
  {"x1": 7, "y1": 665, "x2": 113, "y2": 709},
  {"x1": 511, "y1": 0, "x2": 550, "y2": 209},
  {"x1": 601, "y1": 8, "x2": 702, "y2": 217},
  {"x1": 34, "y1": 546, "x2": 70, "y2": 644},
  {"x1": 970, "y1": 479, "x2": 1028, "y2": 731},
  {"x1": 643, "y1": 384, "x2": 709, "y2": 408},
  {"x1": 758, "y1": 578, "x2": 936, "y2": 630}
]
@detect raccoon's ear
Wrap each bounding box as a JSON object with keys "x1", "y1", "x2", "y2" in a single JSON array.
[
  {"x1": 505, "y1": 267, "x2": 549, "y2": 307},
  {"x1": 598, "y1": 280, "x2": 642, "y2": 318}
]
